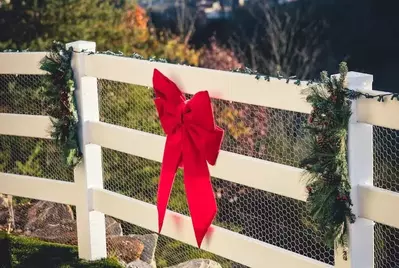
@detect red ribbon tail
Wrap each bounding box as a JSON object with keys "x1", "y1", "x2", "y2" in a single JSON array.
[
  {"x1": 157, "y1": 135, "x2": 182, "y2": 234},
  {"x1": 184, "y1": 163, "x2": 217, "y2": 248}
]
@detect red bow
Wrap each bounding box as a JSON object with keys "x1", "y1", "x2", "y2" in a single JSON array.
[{"x1": 152, "y1": 69, "x2": 224, "y2": 247}]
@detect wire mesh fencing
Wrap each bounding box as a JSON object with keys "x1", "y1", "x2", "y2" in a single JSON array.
[
  {"x1": 0, "y1": 74, "x2": 73, "y2": 182},
  {"x1": 98, "y1": 78, "x2": 311, "y2": 168},
  {"x1": 98, "y1": 79, "x2": 334, "y2": 266},
  {"x1": 0, "y1": 135, "x2": 73, "y2": 182},
  {"x1": 373, "y1": 126, "x2": 399, "y2": 268},
  {"x1": 0, "y1": 74, "x2": 48, "y2": 115},
  {"x1": 0, "y1": 73, "x2": 74, "y2": 252},
  {"x1": 105, "y1": 215, "x2": 247, "y2": 268}
]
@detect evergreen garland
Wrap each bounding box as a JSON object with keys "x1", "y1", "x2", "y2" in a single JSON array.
[
  {"x1": 300, "y1": 62, "x2": 355, "y2": 260},
  {"x1": 40, "y1": 41, "x2": 82, "y2": 167}
]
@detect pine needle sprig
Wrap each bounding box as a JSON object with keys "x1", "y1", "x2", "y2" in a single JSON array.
[
  {"x1": 301, "y1": 62, "x2": 355, "y2": 260},
  {"x1": 40, "y1": 41, "x2": 82, "y2": 167}
]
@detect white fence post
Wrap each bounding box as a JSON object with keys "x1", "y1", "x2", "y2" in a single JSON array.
[
  {"x1": 66, "y1": 41, "x2": 107, "y2": 260},
  {"x1": 335, "y1": 72, "x2": 374, "y2": 268}
]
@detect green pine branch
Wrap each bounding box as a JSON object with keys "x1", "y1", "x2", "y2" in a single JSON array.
[
  {"x1": 300, "y1": 62, "x2": 355, "y2": 260},
  {"x1": 40, "y1": 41, "x2": 82, "y2": 168}
]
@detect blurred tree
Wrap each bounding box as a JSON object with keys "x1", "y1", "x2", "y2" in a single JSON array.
[
  {"x1": 0, "y1": 0, "x2": 200, "y2": 65},
  {"x1": 229, "y1": 0, "x2": 327, "y2": 79},
  {"x1": 0, "y1": 0, "x2": 130, "y2": 51},
  {"x1": 199, "y1": 37, "x2": 242, "y2": 71}
]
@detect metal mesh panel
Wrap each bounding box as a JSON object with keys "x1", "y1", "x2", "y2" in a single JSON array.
[
  {"x1": 0, "y1": 135, "x2": 73, "y2": 182},
  {"x1": 0, "y1": 196, "x2": 77, "y2": 245},
  {"x1": 98, "y1": 79, "x2": 311, "y2": 168},
  {"x1": 0, "y1": 73, "x2": 73, "y2": 181},
  {"x1": 105, "y1": 216, "x2": 244, "y2": 268},
  {"x1": 0, "y1": 74, "x2": 77, "y2": 260},
  {"x1": 103, "y1": 149, "x2": 333, "y2": 265},
  {"x1": 374, "y1": 223, "x2": 399, "y2": 268},
  {"x1": 98, "y1": 79, "x2": 163, "y2": 136},
  {"x1": 374, "y1": 126, "x2": 399, "y2": 268},
  {"x1": 99, "y1": 79, "x2": 334, "y2": 265},
  {"x1": 0, "y1": 74, "x2": 48, "y2": 115}
]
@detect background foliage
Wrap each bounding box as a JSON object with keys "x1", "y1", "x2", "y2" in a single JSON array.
[{"x1": 2, "y1": 0, "x2": 399, "y2": 267}]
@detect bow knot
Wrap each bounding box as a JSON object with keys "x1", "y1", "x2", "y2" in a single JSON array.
[
  {"x1": 177, "y1": 102, "x2": 187, "y2": 124},
  {"x1": 153, "y1": 69, "x2": 224, "y2": 247}
]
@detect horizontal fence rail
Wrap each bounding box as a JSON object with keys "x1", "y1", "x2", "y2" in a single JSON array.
[
  {"x1": 84, "y1": 53, "x2": 399, "y2": 131},
  {"x1": 2, "y1": 52, "x2": 399, "y2": 131},
  {"x1": 0, "y1": 172, "x2": 78, "y2": 205},
  {"x1": 356, "y1": 90, "x2": 399, "y2": 130},
  {"x1": 92, "y1": 188, "x2": 332, "y2": 268},
  {"x1": 0, "y1": 113, "x2": 52, "y2": 139},
  {"x1": 87, "y1": 121, "x2": 308, "y2": 201},
  {"x1": 84, "y1": 53, "x2": 312, "y2": 114},
  {"x1": 359, "y1": 185, "x2": 399, "y2": 229},
  {"x1": 0, "y1": 52, "x2": 47, "y2": 74}
]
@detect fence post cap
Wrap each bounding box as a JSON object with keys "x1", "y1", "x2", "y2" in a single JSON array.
[{"x1": 66, "y1": 41, "x2": 96, "y2": 52}]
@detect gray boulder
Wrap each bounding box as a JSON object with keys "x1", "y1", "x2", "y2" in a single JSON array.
[
  {"x1": 106, "y1": 216, "x2": 123, "y2": 236},
  {"x1": 24, "y1": 201, "x2": 74, "y2": 232},
  {"x1": 23, "y1": 201, "x2": 122, "y2": 245},
  {"x1": 128, "y1": 233, "x2": 158, "y2": 267},
  {"x1": 126, "y1": 259, "x2": 153, "y2": 268},
  {"x1": 167, "y1": 259, "x2": 222, "y2": 268},
  {"x1": 27, "y1": 220, "x2": 77, "y2": 244}
]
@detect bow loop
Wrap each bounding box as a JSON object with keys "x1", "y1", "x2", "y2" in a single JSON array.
[
  {"x1": 152, "y1": 69, "x2": 224, "y2": 248},
  {"x1": 184, "y1": 91, "x2": 215, "y2": 130},
  {"x1": 153, "y1": 69, "x2": 188, "y2": 134},
  {"x1": 186, "y1": 124, "x2": 223, "y2": 166},
  {"x1": 153, "y1": 69, "x2": 185, "y2": 105}
]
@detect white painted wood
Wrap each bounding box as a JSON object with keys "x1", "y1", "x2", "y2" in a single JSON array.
[
  {"x1": 92, "y1": 188, "x2": 331, "y2": 268},
  {"x1": 357, "y1": 89, "x2": 399, "y2": 130},
  {"x1": 84, "y1": 54, "x2": 311, "y2": 114},
  {"x1": 84, "y1": 53, "x2": 399, "y2": 129},
  {"x1": 0, "y1": 52, "x2": 47, "y2": 74},
  {"x1": 358, "y1": 185, "x2": 399, "y2": 229},
  {"x1": 66, "y1": 41, "x2": 107, "y2": 260},
  {"x1": 0, "y1": 172, "x2": 77, "y2": 205},
  {"x1": 0, "y1": 113, "x2": 52, "y2": 139},
  {"x1": 335, "y1": 72, "x2": 374, "y2": 268},
  {"x1": 87, "y1": 121, "x2": 308, "y2": 201}
]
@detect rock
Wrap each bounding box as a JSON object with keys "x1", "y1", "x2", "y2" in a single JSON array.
[
  {"x1": 126, "y1": 259, "x2": 153, "y2": 268},
  {"x1": 23, "y1": 201, "x2": 122, "y2": 245},
  {"x1": 24, "y1": 201, "x2": 74, "y2": 232},
  {"x1": 0, "y1": 194, "x2": 9, "y2": 224},
  {"x1": 167, "y1": 259, "x2": 222, "y2": 268},
  {"x1": 128, "y1": 234, "x2": 158, "y2": 267},
  {"x1": 107, "y1": 236, "x2": 145, "y2": 263},
  {"x1": 12, "y1": 202, "x2": 32, "y2": 230},
  {"x1": 106, "y1": 216, "x2": 123, "y2": 236},
  {"x1": 28, "y1": 220, "x2": 77, "y2": 245}
]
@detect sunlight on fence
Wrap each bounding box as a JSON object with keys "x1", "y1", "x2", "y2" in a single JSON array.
[{"x1": 1, "y1": 46, "x2": 399, "y2": 268}]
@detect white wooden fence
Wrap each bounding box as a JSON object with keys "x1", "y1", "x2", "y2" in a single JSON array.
[{"x1": 1, "y1": 40, "x2": 399, "y2": 268}]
